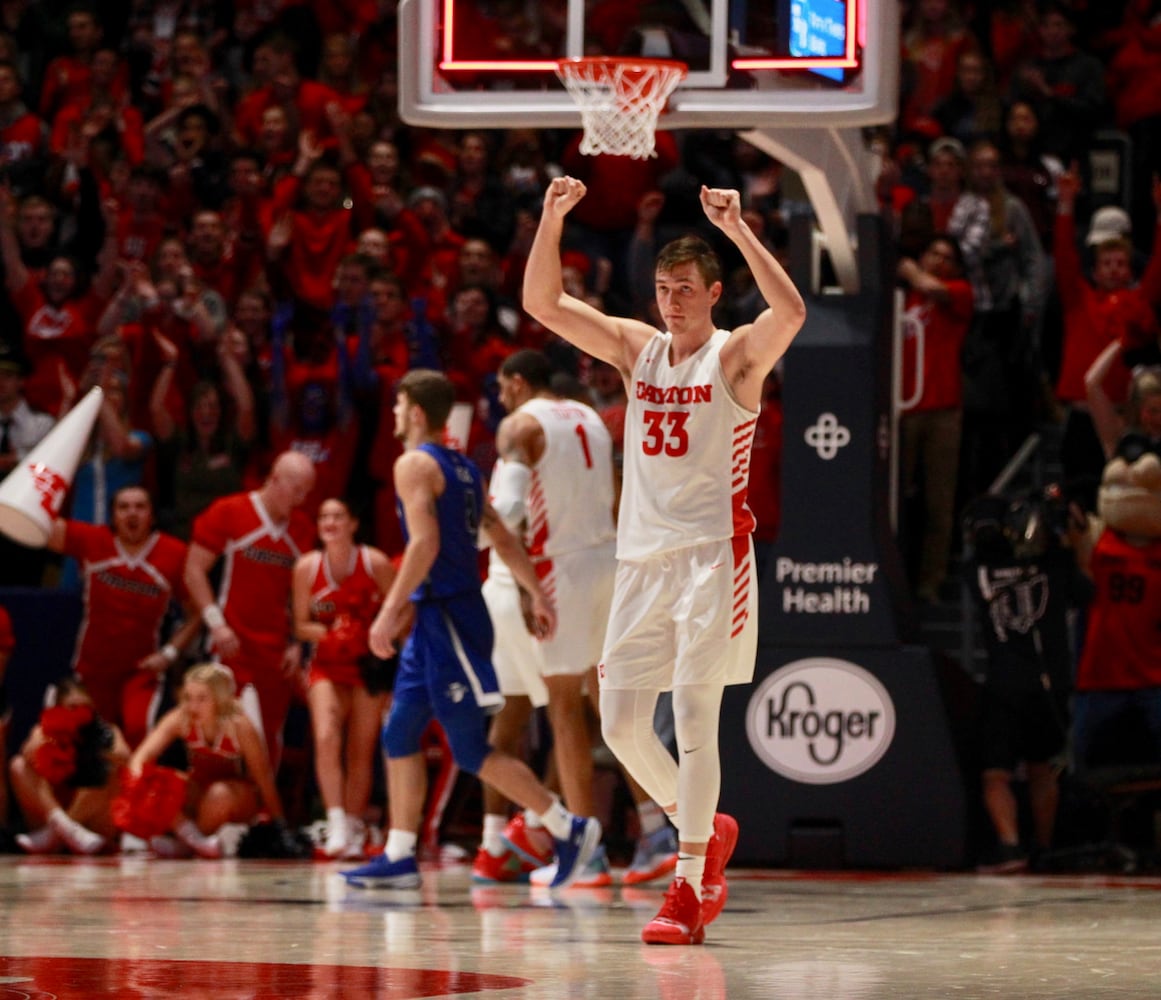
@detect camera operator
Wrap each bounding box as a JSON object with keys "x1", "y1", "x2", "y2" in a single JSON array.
[{"x1": 963, "y1": 484, "x2": 1089, "y2": 872}]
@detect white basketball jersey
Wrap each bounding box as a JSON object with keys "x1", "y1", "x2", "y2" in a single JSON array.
[
  {"x1": 520, "y1": 396, "x2": 616, "y2": 559},
  {"x1": 619, "y1": 329, "x2": 759, "y2": 560}
]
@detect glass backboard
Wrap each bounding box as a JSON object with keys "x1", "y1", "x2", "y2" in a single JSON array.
[{"x1": 399, "y1": 0, "x2": 898, "y2": 130}]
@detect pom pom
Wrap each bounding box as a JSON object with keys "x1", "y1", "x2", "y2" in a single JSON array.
[
  {"x1": 33, "y1": 739, "x2": 77, "y2": 785},
  {"x1": 112, "y1": 764, "x2": 189, "y2": 839}
]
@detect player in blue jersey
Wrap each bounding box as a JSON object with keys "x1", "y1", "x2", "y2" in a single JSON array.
[{"x1": 342, "y1": 369, "x2": 601, "y2": 891}]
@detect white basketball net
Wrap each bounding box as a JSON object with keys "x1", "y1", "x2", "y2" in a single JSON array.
[{"x1": 556, "y1": 59, "x2": 687, "y2": 160}]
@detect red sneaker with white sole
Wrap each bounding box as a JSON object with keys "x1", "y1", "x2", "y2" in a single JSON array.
[{"x1": 641, "y1": 877, "x2": 706, "y2": 946}]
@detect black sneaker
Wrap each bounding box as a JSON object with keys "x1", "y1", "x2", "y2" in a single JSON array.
[{"x1": 976, "y1": 843, "x2": 1028, "y2": 874}]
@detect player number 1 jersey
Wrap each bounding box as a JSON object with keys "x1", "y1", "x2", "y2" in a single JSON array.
[{"x1": 519, "y1": 396, "x2": 616, "y2": 560}]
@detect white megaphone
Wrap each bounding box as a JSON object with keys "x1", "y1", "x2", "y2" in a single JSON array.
[{"x1": 0, "y1": 386, "x2": 103, "y2": 547}]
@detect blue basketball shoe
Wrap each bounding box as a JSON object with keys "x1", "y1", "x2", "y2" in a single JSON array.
[
  {"x1": 550, "y1": 816, "x2": 602, "y2": 889},
  {"x1": 342, "y1": 852, "x2": 421, "y2": 889}
]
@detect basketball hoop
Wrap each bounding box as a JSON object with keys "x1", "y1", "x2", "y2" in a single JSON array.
[{"x1": 556, "y1": 57, "x2": 687, "y2": 160}]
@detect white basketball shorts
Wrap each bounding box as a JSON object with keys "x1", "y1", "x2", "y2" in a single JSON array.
[
  {"x1": 481, "y1": 570, "x2": 549, "y2": 707},
  {"x1": 599, "y1": 535, "x2": 758, "y2": 691}
]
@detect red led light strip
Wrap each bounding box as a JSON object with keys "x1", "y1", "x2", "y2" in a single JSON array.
[
  {"x1": 438, "y1": 0, "x2": 862, "y2": 74},
  {"x1": 734, "y1": 0, "x2": 860, "y2": 70}
]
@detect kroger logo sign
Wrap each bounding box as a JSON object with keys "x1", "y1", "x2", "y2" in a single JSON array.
[{"x1": 746, "y1": 658, "x2": 896, "y2": 785}]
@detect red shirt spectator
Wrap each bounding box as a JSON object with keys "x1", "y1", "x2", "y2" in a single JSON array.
[
  {"x1": 316, "y1": 32, "x2": 370, "y2": 118},
  {"x1": 50, "y1": 96, "x2": 146, "y2": 169},
  {"x1": 1105, "y1": 3, "x2": 1161, "y2": 132},
  {"x1": 344, "y1": 140, "x2": 408, "y2": 236},
  {"x1": 232, "y1": 34, "x2": 341, "y2": 151},
  {"x1": 0, "y1": 603, "x2": 12, "y2": 656},
  {"x1": 0, "y1": 108, "x2": 46, "y2": 169},
  {"x1": 38, "y1": 9, "x2": 120, "y2": 122},
  {"x1": 47, "y1": 45, "x2": 137, "y2": 165},
  {"x1": 264, "y1": 157, "x2": 362, "y2": 310},
  {"x1": 443, "y1": 285, "x2": 518, "y2": 402},
  {"x1": 387, "y1": 186, "x2": 467, "y2": 314},
  {"x1": 187, "y1": 210, "x2": 261, "y2": 310},
  {"x1": 1053, "y1": 185, "x2": 1161, "y2": 406},
  {"x1": 899, "y1": 264, "x2": 975, "y2": 411},
  {"x1": 897, "y1": 234, "x2": 974, "y2": 603},
  {"x1": 6, "y1": 256, "x2": 116, "y2": 416},
  {"x1": 356, "y1": 273, "x2": 413, "y2": 389},
  {"x1": 987, "y1": 0, "x2": 1040, "y2": 90}
]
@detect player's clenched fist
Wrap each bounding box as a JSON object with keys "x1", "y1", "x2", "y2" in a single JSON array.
[
  {"x1": 544, "y1": 176, "x2": 587, "y2": 217},
  {"x1": 699, "y1": 185, "x2": 742, "y2": 230}
]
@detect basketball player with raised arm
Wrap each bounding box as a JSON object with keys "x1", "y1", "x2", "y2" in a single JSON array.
[{"x1": 523, "y1": 177, "x2": 806, "y2": 944}]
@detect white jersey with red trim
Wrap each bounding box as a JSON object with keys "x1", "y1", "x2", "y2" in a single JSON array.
[
  {"x1": 519, "y1": 396, "x2": 616, "y2": 560},
  {"x1": 619, "y1": 329, "x2": 758, "y2": 560}
]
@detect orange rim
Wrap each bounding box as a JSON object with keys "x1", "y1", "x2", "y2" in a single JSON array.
[{"x1": 556, "y1": 56, "x2": 689, "y2": 81}]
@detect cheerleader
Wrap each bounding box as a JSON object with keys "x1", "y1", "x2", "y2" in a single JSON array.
[{"x1": 292, "y1": 498, "x2": 399, "y2": 858}]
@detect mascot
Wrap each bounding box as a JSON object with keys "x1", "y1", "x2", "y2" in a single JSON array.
[{"x1": 1073, "y1": 440, "x2": 1161, "y2": 769}]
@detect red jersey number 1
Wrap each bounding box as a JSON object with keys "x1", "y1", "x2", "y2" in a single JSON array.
[{"x1": 574, "y1": 424, "x2": 593, "y2": 468}]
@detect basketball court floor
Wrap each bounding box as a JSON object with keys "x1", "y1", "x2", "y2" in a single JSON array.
[{"x1": 3, "y1": 855, "x2": 1160, "y2": 999}]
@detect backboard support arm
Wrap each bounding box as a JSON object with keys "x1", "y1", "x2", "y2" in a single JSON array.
[{"x1": 739, "y1": 126, "x2": 877, "y2": 295}]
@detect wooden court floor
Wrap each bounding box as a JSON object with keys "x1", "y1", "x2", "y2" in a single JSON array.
[{"x1": 2, "y1": 855, "x2": 1161, "y2": 999}]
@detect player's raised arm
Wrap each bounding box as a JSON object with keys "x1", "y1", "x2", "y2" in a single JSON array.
[
  {"x1": 523, "y1": 176, "x2": 654, "y2": 373},
  {"x1": 702, "y1": 186, "x2": 806, "y2": 395}
]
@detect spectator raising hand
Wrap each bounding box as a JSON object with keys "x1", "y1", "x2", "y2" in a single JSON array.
[{"x1": 1053, "y1": 163, "x2": 1161, "y2": 505}]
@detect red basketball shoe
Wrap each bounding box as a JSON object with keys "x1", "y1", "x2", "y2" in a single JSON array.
[
  {"x1": 701, "y1": 813, "x2": 738, "y2": 925},
  {"x1": 471, "y1": 845, "x2": 534, "y2": 883},
  {"x1": 641, "y1": 877, "x2": 706, "y2": 945}
]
